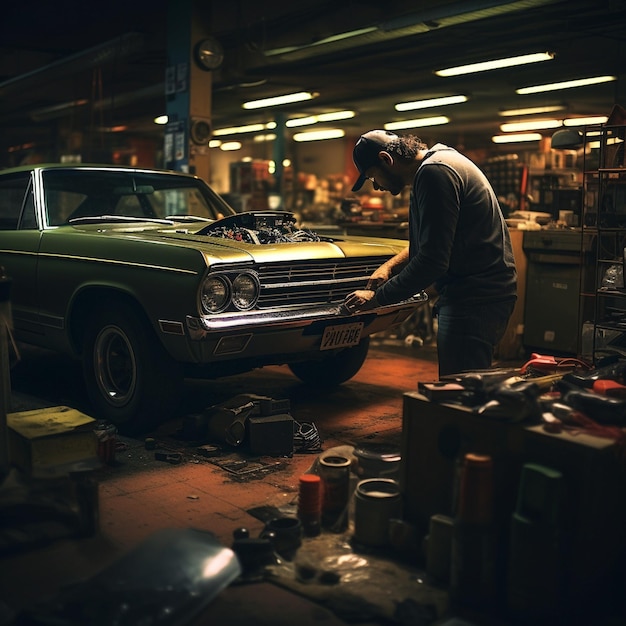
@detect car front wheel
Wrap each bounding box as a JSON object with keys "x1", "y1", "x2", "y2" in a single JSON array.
[
  {"x1": 288, "y1": 337, "x2": 370, "y2": 386},
  {"x1": 82, "y1": 302, "x2": 182, "y2": 434}
]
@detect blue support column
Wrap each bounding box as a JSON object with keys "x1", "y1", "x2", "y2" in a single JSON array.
[
  {"x1": 164, "y1": 0, "x2": 213, "y2": 181},
  {"x1": 164, "y1": 0, "x2": 191, "y2": 173}
]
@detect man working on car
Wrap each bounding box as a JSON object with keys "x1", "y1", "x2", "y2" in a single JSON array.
[{"x1": 343, "y1": 130, "x2": 517, "y2": 377}]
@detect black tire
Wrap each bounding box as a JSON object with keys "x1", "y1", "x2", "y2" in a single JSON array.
[
  {"x1": 82, "y1": 301, "x2": 183, "y2": 434},
  {"x1": 288, "y1": 337, "x2": 370, "y2": 386}
]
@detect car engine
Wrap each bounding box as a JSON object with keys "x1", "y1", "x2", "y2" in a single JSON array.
[{"x1": 198, "y1": 211, "x2": 331, "y2": 245}]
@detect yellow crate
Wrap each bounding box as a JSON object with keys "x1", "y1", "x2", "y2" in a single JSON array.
[{"x1": 7, "y1": 405, "x2": 99, "y2": 476}]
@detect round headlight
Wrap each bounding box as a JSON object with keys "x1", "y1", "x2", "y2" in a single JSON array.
[
  {"x1": 231, "y1": 273, "x2": 259, "y2": 310},
  {"x1": 201, "y1": 275, "x2": 230, "y2": 313}
]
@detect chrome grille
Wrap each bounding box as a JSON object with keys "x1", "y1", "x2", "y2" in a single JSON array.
[{"x1": 255, "y1": 257, "x2": 388, "y2": 308}]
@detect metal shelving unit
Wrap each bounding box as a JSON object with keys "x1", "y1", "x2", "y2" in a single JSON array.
[{"x1": 580, "y1": 123, "x2": 626, "y2": 362}]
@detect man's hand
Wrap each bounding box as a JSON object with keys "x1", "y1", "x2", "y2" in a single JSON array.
[
  {"x1": 366, "y1": 267, "x2": 391, "y2": 290},
  {"x1": 342, "y1": 289, "x2": 378, "y2": 313}
]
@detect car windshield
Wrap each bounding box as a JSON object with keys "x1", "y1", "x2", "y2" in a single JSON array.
[{"x1": 43, "y1": 169, "x2": 236, "y2": 226}]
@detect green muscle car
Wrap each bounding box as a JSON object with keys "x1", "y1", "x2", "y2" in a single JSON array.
[{"x1": 0, "y1": 164, "x2": 425, "y2": 432}]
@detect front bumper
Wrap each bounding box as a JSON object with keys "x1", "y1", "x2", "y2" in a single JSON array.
[{"x1": 185, "y1": 292, "x2": 428, "y2": 339}]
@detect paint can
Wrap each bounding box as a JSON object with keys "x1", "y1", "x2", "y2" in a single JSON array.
[{"x1": 319, "y1": 454, "x2": 351, "y2": 531}]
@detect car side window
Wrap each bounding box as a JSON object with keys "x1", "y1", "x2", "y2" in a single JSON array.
[
  {"x1": 0, "y1": 173, "x2": 30, "y2": 230},
  {"x1": 19, "y1": 185, "x2": 38, "y2": 229}
]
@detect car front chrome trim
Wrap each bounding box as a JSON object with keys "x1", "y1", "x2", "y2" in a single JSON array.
[{"x1": 185, "y1": 294, "x2": 427, "y2": 339}]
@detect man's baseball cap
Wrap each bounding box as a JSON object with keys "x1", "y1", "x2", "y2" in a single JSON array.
[{"x1": 351, "y1": 130, "x2": 398, "y2": 192}]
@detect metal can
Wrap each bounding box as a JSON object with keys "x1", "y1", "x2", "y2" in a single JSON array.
[
  {"x1": 318, "y1": 454, "x2": 351, "y2": 531},
  {"x1": 353, "y1": 478, "x2": 402, "y2": 547},
  {"x1": 94, "y1": 420, "x2": 117, "y2": 465}
]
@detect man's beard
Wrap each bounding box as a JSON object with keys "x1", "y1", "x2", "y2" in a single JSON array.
[{"x1": 385, "y1": 172, "x2": 405, "y2": 196}]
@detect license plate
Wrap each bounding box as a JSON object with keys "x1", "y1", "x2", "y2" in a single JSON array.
[{"x1": 320, "y1": 322, "x2": 364, "y2": 351}]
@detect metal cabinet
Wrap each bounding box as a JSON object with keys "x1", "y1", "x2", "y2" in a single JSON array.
[{"x1": 522, "y1": 230, "x2": 593, "y2": 355}]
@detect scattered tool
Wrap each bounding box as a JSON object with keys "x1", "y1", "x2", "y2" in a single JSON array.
[
  {"x1": 592, "y1": 379, "x2": 626, "y2": 398},
  {"x1": 520, "y1": 353, "x2": 592, "y2": 375},
  {"x1": 563, "y1": 389, "x2": 626, "y2": 426}
]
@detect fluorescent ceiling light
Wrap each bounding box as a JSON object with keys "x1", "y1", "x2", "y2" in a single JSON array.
[
  {"x1": 499, "y1": 105, "x2": 565, "y2": 117},
  {"x1": 385, "y1": 116, "x2": 449, "y2": 130},
  {"x1": 220, "y1": 141, "x2": 242, "y2": 151},
  {"x1": 286, "y1": 110, "x2": 355, "y2": 128},
  {"x1": 587, "y1": 136, "x2": 624, "y2": 149},
  {"x1": 213, "y1": 122, "x2": 276, "y2": 136},
  {"x1": 318, "y1": 111, "x2": 355, "y2": 122},
  {"x1": 293, "y1": 129, "x2": 345, "y2": 142},
  {"x1": 436, "y1": 52, "x2": 553, "y2": 77},
  {"x1": 516, "y1": 75, "x2": 617, "y2": 95},
  {"x1": 492, "y1": 133, "x2": 542, "y2": 144},
  {"x1": 209, "y1": 140, "x2": 221, "y2": 148},
  {"x1": 154, "y1": 115, "x2": 169, "y2": 125},
  {"x1": 243, "y1": 91, "x2": 317, "y2": 109},
  {"x1": 286, "y1": 116, "x2": 318, "y2": 128},
  {"x1": 500, "y1": 119, "x2": 562, "y2": 132},
  {"x1": 563, "y1": 116, "x2": 609, "y2": 126},
  {"x1": 395, "y1": 95, "x2": 467, "y2": 111},
  {"x1": 253, "y1": 134, "x2": 277, "y2": 142}
]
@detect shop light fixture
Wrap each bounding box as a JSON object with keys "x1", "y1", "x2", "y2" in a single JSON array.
[
  {"x1": 499, "y1": 105, "x2": 565, "y2": 117},
  {"x1": 219, "y1": 141, "x2": 242, "y2": 151},
  {"x1": 436, "y1": 52, "x2": 554, "y2": 77},
  {"x1": 209, "y1": 140, "x2": 221, "y2": 148},
  {"x1": 492, "y1": 133, "x2": 542, "y2": 143},
  {"x1": 563, "y1": 116, "x2": 609, "y2": 126},
  {"x1": 500, "y1": 119, "x2": 563, "y2": 132},
  {"x1": 516, "y1": 75, "x2": 617, "y2": 95},
  {"x1": 384, "y1": 116, "x2": 449, "y2": 131},
  {"x1": 286, "y1": 110, "x2": 355, "y2": 127},
  {"x1": 292, "y1": 129, "x2": 345, "y2": 142},
  {"x1": 253, "y1": 134, "x2": 277, "y2": 142},
  {"x1": 213, "y1": 122, "x2": 277, "y2": 136},
  {"x1": 587, "y1": 136, "x2": 624, "y2": 150},
  {"x1": 395, "y1": 95, "x2": 467, "y2": 111},
  {"x1": 286, "y1": 116, "x2": 318, "y2": 128},
  {"x1": 242, "y1": 91, "x2": 317, "y2": 109},
  {"x1": 501, "y1": 115, "x2": 609, "y2": 134}
]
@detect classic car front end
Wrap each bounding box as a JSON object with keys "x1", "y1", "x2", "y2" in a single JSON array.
[{"x1": 0, "y1": 165, "x2": 426, "y2": 432}]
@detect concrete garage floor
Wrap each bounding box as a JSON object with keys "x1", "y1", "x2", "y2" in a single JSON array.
[{"x1": 0, "y1": 337, "x2": 482, "y2": 625}]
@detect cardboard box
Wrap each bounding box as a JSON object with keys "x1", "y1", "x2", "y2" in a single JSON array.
[{"x1": 7, "y1": 405, "x2": 99, "y2": 476}]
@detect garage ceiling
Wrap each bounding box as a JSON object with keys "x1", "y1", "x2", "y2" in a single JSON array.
[{"x1": 0, "y1": 0, "x2": 624, "y2": 164}]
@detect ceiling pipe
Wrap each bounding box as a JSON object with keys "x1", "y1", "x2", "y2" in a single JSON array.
[
  {"x1": 258, "y1": 0, "x2": 555, "y2": 62},
  {"x1": 0, "y1": 32, "x2": 146, "y2": 97}
]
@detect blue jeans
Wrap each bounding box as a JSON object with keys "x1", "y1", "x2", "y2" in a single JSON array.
[{"x1": 434, "y1": 299, "x2": 516, "y2": 377}]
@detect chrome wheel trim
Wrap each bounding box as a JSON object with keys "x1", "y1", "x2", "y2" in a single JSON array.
[{"x1": 93, "y1": 324, "x2": 137, "y2": 407}]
